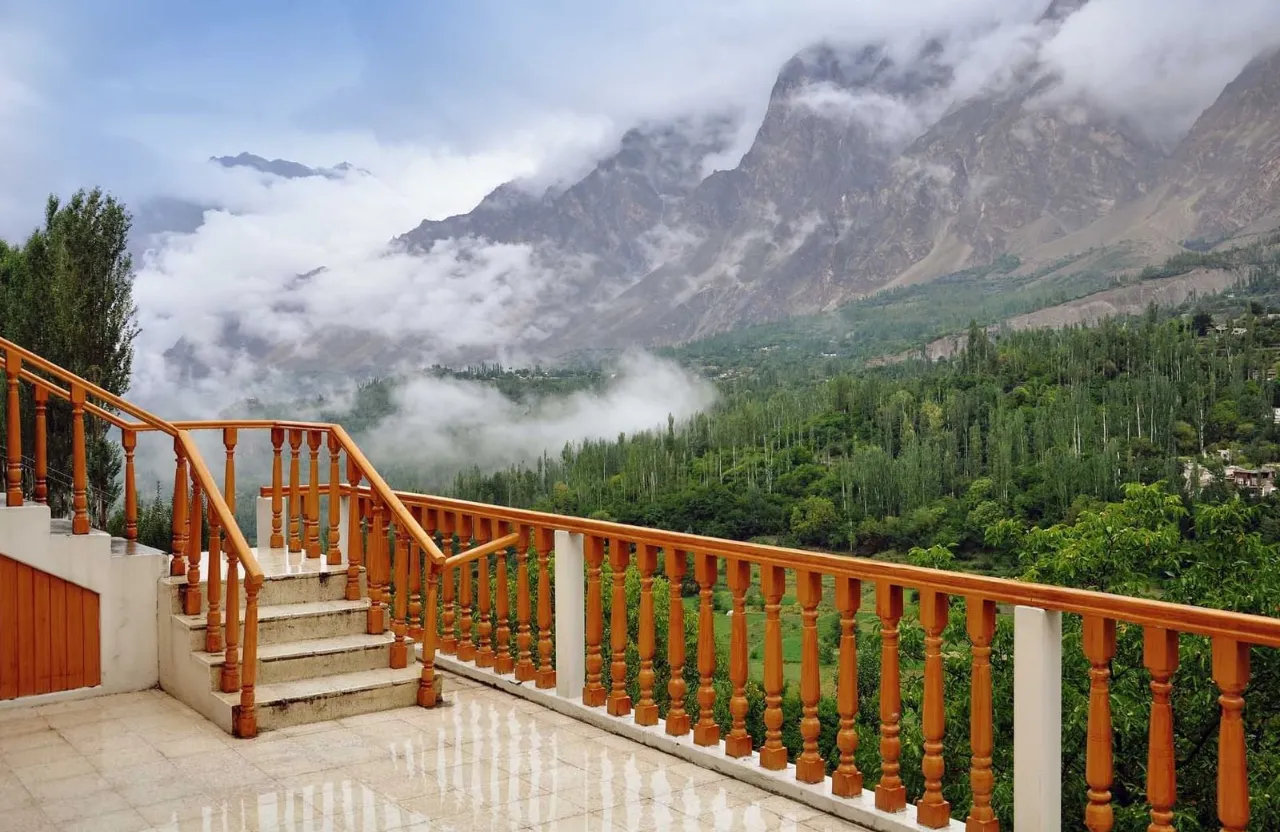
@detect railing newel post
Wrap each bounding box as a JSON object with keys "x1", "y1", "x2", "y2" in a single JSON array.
[
  {"x1": 457, "y1": 515, "x2": 476, "y2": 662},
  {"x1": 418, "y1": 561, "x2": 440, "y2": 707},
  {"x1": 69, "y1": 384, "x2": 88, "y2": 533},
  {"x1": 170, "y1": 437, "x2": 189, "y2": 576},
  {"x1": 33, "y1": 386, "x2": 48, "y2": 506},
  {"x1": 121, "y1": 427, "x2": 135, "y2": 538},
  {"x1": 5, "y1": 348, "x2": 22, "y2": 507}
]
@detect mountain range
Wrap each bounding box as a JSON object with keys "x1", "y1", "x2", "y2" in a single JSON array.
[
  {"x1": 153, "y1": 0, "x2": 1280, "y2": 372},
  {"x1": 395, "y1": 8, "x2": 1280, "y2": 352}
]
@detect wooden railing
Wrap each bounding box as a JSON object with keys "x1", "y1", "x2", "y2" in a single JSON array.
[
  {"x1": 0, "y1": 340, "x2": 265, "y2": 737},
  {"x1": 353, "y1": 488, "x2": 1276, "y2": 832},
  {"x1": 10, "y1": 382, "x2": 1278, "y2": 828},
  {"x1": 123, "y1": 419, "x2": 448, "y2": 709}
]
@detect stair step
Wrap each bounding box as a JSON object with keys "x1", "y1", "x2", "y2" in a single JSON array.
[
  {"x1": 165, "y1": 565, "x2": 358, "y2": 611},
  {"x1": 191, "y1": 633, "x2": 395, "y2": 686},
  {"x1": 173, "y1": 599, "x2": 371, "y2": 649},
  {"x1": 214, "y1": 665, "x2": 424, "y2": 731}
]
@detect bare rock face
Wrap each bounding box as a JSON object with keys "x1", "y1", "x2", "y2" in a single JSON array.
[
  {"x1": 371, "y1": 9, "x2": 1280, "y2": 358},
  {"x1": 1160, "y1": 48, "x2": 1280, "y2": 242}
]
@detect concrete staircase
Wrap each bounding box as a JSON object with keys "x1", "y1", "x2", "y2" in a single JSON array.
[{"x1": 157, "y1": 555, "x2": 423, "y2": 734}]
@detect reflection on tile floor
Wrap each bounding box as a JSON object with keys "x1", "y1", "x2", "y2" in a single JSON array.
[{"x1": 0, "y1": 672, "x2": 868, "y2": 831}]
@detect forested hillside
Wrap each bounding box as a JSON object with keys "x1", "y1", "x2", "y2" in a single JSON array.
[{"x1": 441, "y1": 261, "x2": 1280, "y2": 571}]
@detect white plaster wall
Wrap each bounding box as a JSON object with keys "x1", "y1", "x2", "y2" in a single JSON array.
[{"x1": 0, "y1": 505, "x2": 167, "y2": 706}]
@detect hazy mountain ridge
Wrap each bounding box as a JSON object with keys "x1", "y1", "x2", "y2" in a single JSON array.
[{"x1": 391, "y1": 8, "x2": 1280, "y2": 352}]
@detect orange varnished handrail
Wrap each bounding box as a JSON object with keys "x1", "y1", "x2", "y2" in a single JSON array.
[{"x1": 445, "y1": 532, "x2": 521, "y2": 569}]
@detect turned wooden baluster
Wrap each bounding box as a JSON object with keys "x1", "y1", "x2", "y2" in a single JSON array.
[
  {"x1": 4, "y1": 349, "x2": 20, "y2": 507},
  {"x1": 583, "y1": 535, "x2": 607, "y2": 706},
  {"x1": 535, "y1": 527, "x2": 555, "y2": 688},
  {"x1": 390, "y1": 526, "x2": 409, "y2": 669},
  {"x1": 796, "y1": 569, "x2": 824, "y2": 782},
  {"x1": 665, "y1": 549, "x2": 690, "y2": 736},
  {"x1": 514, "y1": 525, "x2": 535, "y2": 682},
  {"x1": 760, "y1": 564, "x2": 786, "y2": 768},
  {"x1": 33, "y1": 387, "x2": 48, "y2": 506},
  {"x1": 1144, "y1": 627, "x2": 1178, "y2": 832},
  {"x1": 608, "y1": 538, "x2": 632, "y2": 717},
  {"x1": 918, "y1": 589, "x2": 951, "y2": 826},
  {"x1": 221, "y1": 528, "x2": 240, "y2": 693},
  {"x1": 344, "y1": 459, "x2": 363, "y2": 601},
  {"x1": 1083, "y1": 615, "x2": 1117, "y2": 832},
  {"x1": 418, "y1": 562, "x2": 440, "y2": 707},
  {"x1": 184, "y1": 476, "x2": 203, "y2": 615},
  {"x1": 724, "y1": 557, "x2": 751, "y2": 756},
  {"x1": 494, "y1": 521, "x2": 514, "y2": 674},
  {"x1": 634, "y1": 544, "x2": 658, "y2": 726},
  {"x1": 694, "y1": 552, "x2": 719, "y2": 746},
  {"x1": 1214, "y1": 637, "x2": 1250, "y2": 832},
  {"x1": 170, "y1": 438, "x2": 189, "y2": 575},
  {"x1": 122, "y1": 429, "x2": 136, "y2": 540},
  {"x1": 966, "y1": 598, "x2": 998, "y2": 831},
  {"x1": 287, "y1": 429, "x2": 302, "y2": 552},
  {"x1": 366, "y1": 499, "x2": 386, "y2": 634},
  {"x1": 876, "y1": 583, "x2": 906, "y2": 812},
  {"x1": 832, "y1": 576, "x2": 862, "y2": 796},
  {"x1": 476, "y1": 518, "x2": 495, "y2": 668},
  {"x1": 440, "y1": 512, "x2": 457, "y2": 655},
  {"x1": 270, "y1": 427, "x2": 284, "y2": 548},
  {"x1": 237, "y1": 574, "x2": 262, "y2": 738},
  {"x1": 407, "y1": 508, "x2": 423, "y2": 643},
  {"x1": 206, "y1": 510, "x2": 223, "y2": 654},
  {"x1": 206, "y1": 430, "x2": 234, "y2": 656},
  {"x1": 70, "y1": 385, "x2": 88, "y2": 534},
  {"x1": 457, "y1": 515, "x2": 476, "y2": 662},
  {"x1": 305, "y1": 431, "x2": 321, "y2": 558},
  {"x1": 326, "y1": 433, "x2": 343, "y2": 567}
]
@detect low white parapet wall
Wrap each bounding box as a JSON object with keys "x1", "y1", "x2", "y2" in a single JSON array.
[{"x1": 0, "y1": 504, "x2": 167, "y2": 708}]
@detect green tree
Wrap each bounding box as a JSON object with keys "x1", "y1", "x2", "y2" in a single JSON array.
[
  {"x1": 1, "y1": 188, "x2": 138, "y2": 526},
  {"x1": 790, "y1": 495, "x2": 839, "y2": 545}
]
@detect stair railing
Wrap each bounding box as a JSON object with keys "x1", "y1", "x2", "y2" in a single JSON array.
[
  {"x1": 120, "y1": 419, "x2": 447, "y2": 707},
  {"x1": 0, "y1": 339, "x2": 266, "y2": 737}
]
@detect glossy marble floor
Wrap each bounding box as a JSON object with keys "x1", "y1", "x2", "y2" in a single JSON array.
[{"x1": 0, "y1": 672, "x2": 869, "y2": 831}]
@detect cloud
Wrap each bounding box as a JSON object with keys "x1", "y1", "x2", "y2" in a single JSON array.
[
  {"x1": 1037, "y1": 0, "x2": 1280, "y2": 142},
  {"x1": 360, "y1": 351, "x2": 718, "y2": 487}
]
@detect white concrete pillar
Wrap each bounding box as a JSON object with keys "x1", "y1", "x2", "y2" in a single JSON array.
[
  {"x1": 255, "y1": 497, "x2": 273, "y2": 551},
  {"x1": 1014, "y1": 606, "x2": 1063, "y2": 832},
  {"x1": 554, "y1": 530, "x2": 585, "y2": 700}
]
